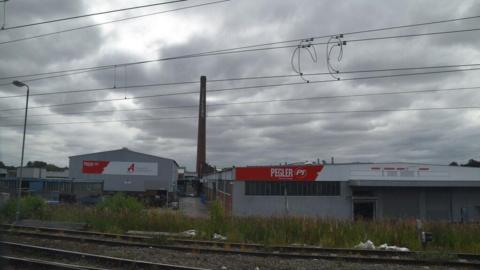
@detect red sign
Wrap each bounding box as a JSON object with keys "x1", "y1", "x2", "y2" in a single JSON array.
[
  {"x1": 82, "y1": 160, "x2": 110, "y2": 174},
  {"x1": 235, "y1": 165, "x2": 324, "y2": 181},
  {"x1": 82, "y1": 160, "x2": 158, "y2": 176}
]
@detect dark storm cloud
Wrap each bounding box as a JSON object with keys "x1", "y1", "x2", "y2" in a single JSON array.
[{"x1": 1, "y1": 0, "x2": 480, "y2": 169}]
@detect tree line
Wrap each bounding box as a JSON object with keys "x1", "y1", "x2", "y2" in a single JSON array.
[
  {"x1": 449, "y1": 159, "x2": 480, "y2": 167},
  {"x1": 0, "y1": 161, "x2": 68, "y2": 171}
]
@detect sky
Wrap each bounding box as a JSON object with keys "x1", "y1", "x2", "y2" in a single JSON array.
[{"x1": 0, "y1": 0, "x2": 479, "y2": 170}]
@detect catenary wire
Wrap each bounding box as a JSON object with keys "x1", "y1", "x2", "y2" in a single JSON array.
[
  {"x1": 1, "y1": 0, "x2": 186, "y2": 31},
  {"x1": 0, "y1": 67, "x2": 114, "y2": 88},
  {"x1": 1, "y1": 85, "x2": 479, "y2": 119},
  {"x1": 1, "y1": 26, "x2": 479, "y2": 82},
  {"x1": 0, "y1": 13, "x2": 479, "y2": 82},
  {"x1": 1, "y1": 63, "x2": 480, "y2": 98},
  {"x1": 0, "y1": 0, "x2": 229, "y2": 46},
  {"x1": 197, "y1": 14, "x2": 480, "y2": 53},
  {"x1": 2, "y1": 106, "x2": 480, "y2": 127},
  {"x1": 1, "y1": 67, "x2": 480, "y2": 112}
]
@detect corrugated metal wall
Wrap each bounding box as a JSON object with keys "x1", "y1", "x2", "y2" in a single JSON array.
[{"x1": 69, "y1": 149, "x2": 178, "y2": 193}]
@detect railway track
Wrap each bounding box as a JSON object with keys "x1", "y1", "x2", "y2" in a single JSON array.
[
  {"x1": 1, "y1": 223, "x2": 480, "y2": 268},
  {"x1": 0, "y1": 241, "x2": 211, "y2": 270},
  {"x1": 1, "y1": 255, "x2": 109, "y2": 270}
]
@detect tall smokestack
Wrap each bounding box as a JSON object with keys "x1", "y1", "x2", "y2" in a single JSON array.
[{"x1": 196, "y1": 76, "x2": 207, "y2": 178}]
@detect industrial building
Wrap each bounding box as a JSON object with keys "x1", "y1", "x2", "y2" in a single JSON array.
[
  {"x1": 203, "y1": 163, "x2": 480, "y2": 222},
  {"x1": 69, "y1": 148, "x2": 179, "y2": 202},
  {"x1": 13, "y1": 167, "x2": 69, "y2": 179},
  {"x1": 0, "y1": 167, "x2": 100, "y2": 202},
  {"x1": 0, "y1": 178, "x2": 103, "y2": 202},
  {"x1": 177, "y1": 167, "x2": 200, "y2": 196}
]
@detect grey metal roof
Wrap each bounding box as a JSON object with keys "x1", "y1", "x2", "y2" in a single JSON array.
[{"x1": 69, "y1": 148, "x2": 179, "y2": 167}]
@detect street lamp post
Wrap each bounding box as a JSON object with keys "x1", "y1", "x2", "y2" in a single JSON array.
[{"x1": 12, "y1": 80, "x2": 29, "y2": 223}]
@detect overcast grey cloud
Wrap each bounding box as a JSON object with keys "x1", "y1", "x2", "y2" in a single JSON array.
[{"x1": 1, "y1": 0, "x2": 480, "y2": 170}]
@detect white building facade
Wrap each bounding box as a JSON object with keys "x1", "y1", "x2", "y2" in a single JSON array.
[{"x1": 203, "y1": 163, "x2": 480, "y2": 221}]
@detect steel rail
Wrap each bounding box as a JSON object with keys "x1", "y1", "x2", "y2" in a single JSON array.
[
  {"x1": 1, "y1": 241, "x2": 211, "y2": 270},
  {"x1": 1, "y1": 255, "x2": 108, "y2": 270},
  {"x1": 0, "y1": 223, "x2": 150, "y2": 240},
  {"x1": 2, "y1": 228, "x2": 480, "y2": 268},
  {"x1": 2, "y1": 223, "x2": 480, "y2": 261}
]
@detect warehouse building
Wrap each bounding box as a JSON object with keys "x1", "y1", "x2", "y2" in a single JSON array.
[
  {"x1": 177, "y1": 167, "x2": 200, "y2": 196},
  {"x1": 69, "y1": 148, "x2": 179, "y2": 203},
  {"x1": 16, "y1": 167, "x2": 46, "y2": 178},
  {"x1": 1, "y1": 167, "x2": 101, "y2": 202},
  {"x1": 0, "y1": 178, "x2": 103, "y2": 202},
  {"x1": 203, "y1": 163, "x2": 480, "y2": 222}
]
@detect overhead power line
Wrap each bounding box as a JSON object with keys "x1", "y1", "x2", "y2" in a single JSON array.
[
  {"x1": 214, "y1": 14, "x2": 480, "y2": 52},
  {"x1": 2, "y1": 85, "x2": 480, "y2": 120},
  {"x1": 0, "y1": 13, "x2": 479, "y2": 82},
  {"x1": 1, "y1": 66, "x2": 480, "y2": 112},
  {"x1": 1, "y1": 0, "x2": 186, "y2": 31},
  {"x1": 2, "y1": 105, "x2": 480, "y2": 127},
  {"x1": 0, "y1": 67, "x2": 113, "y2": 88},
  {"x1": 0, "y1": 0, "x2": 229, "y2": 46},
  {"x1": 1, "y1": 63, "x2": 480, "y2": 99}
]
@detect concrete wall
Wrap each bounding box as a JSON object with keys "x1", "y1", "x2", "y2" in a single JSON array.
[
  {"x1": 69, "y1": 149, "x2": 178, "y2": 193},
  {"x1": 229, "y1": 184, "x2": 480, "y2": 221},
  {"x1": 373, "y1": 187, "x2": 480, "y2": 222},
  {"x1": 16, "y1": 167, "x2": 46, "y2": 178},
  {"x1": 46, "y1": 170, "x2": 69, "y2": 179},
  {"x1": 451, "y1": 188, "x2": 480, "y2": 222},
  {"x1": 232, "y1": 181, "x2": 352, "y2": 218}
]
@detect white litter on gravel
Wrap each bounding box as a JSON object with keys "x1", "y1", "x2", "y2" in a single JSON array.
[
  {"x1": 182, "y1": 229, "x2": 197, "y2": 237},
  {"x1": 213, "y1": 233, "x2": 227, "y2": 241},
  {"x1": 377, "y1": 243, "x2": 410, "y2": 252},
  {"x1": 355, "y1": 240, "x2": 409, "y2": 252},
  {"x1": 355, "y1": 240, "x2": 376, "y2": 249}
]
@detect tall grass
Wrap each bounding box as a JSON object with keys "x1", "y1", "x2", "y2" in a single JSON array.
[
  {"x1": 2, "y1": 197, "x2": 480, "y2": 253},
  {"x1": 0, "y1": 196, "x2": 48, "y2": 221}
]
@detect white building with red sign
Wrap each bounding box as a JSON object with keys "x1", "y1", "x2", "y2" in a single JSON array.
[
  {"x1": 203, "y1": 163, "x2": 480, "y2": 221},
  {"x1": 69, "y1": 148, "x2": 179, "y2": 200}
]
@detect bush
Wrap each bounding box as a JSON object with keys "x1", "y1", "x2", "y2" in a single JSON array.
[
  {"x1": 208, "y1": 200, "x2": 227, "y2": 234},
  {"x1": 0, "y1": 196, "x2": 47, "y2": 221},
  {"x1": 87, "y1": 193, "x2": 145, "y2": 233},
  {"x1": 96, "y1": 193, "x2": 144, "y2": 213}
]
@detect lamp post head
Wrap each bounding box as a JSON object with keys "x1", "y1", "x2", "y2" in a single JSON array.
[{"x1": 12, "y1": 80, "x2": 27, "y2": 87}]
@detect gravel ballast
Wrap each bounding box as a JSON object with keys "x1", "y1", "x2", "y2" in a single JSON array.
[{"x1": 1, "y1": 235, "x2": 463, "y2": 270}]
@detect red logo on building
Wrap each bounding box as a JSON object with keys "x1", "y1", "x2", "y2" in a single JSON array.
[
  {"x1": 295, "y1": 169, "x2": 307, "y2": 177},
  {"x1": 82, "y1": 160, "x2": 110, "y2": 174},
  {"x1": 235, "y1": 165, "x2": 324, "y2": 181},
  {"x1": 127, "y1": 163, "x2": 135, "y2": 173}
]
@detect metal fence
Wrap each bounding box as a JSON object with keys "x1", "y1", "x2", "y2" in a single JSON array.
[{"x1": 0, "y1": 178, "x2": 103, "y2": 202}]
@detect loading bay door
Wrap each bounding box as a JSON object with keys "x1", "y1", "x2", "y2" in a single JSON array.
[{"x1": 353, "y1": 200, "x2": 376, "y2": 220}]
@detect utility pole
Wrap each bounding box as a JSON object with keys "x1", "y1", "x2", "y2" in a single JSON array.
[
  {"x1": 12, "y1": 80, "x2": 29, "y2": 223},
  {"x1": 284, "y1": 181, "x2": 289, "y2": 215},
  {"x1": 196, "y1": 76, "x2": 207, "y2": 179}
]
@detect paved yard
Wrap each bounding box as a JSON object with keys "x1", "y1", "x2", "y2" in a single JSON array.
[{"x1": 179, "y1": 196, "x2": 209, "y2": 218}]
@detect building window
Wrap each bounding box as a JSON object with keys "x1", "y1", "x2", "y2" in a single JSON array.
[{"x1": 245, "y1": 181, "x2": 340, "y2": 196}]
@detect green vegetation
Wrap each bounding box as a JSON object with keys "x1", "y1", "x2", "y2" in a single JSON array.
[
  {"x1": 2, "y1": 197, "x2": 480, "y2": 253},
  {"x1": 96, "y1": 193, "x2": 144, "y2": 213},
  {"x1": 1, "y1": 196, "x2": 48, "y2": 220},
  {"x1": 0, "y1": 161, "x2": 16, "y2": 170},
  {"x1": 26, "y1": 161, "x2": 68, "y2": 171}
]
